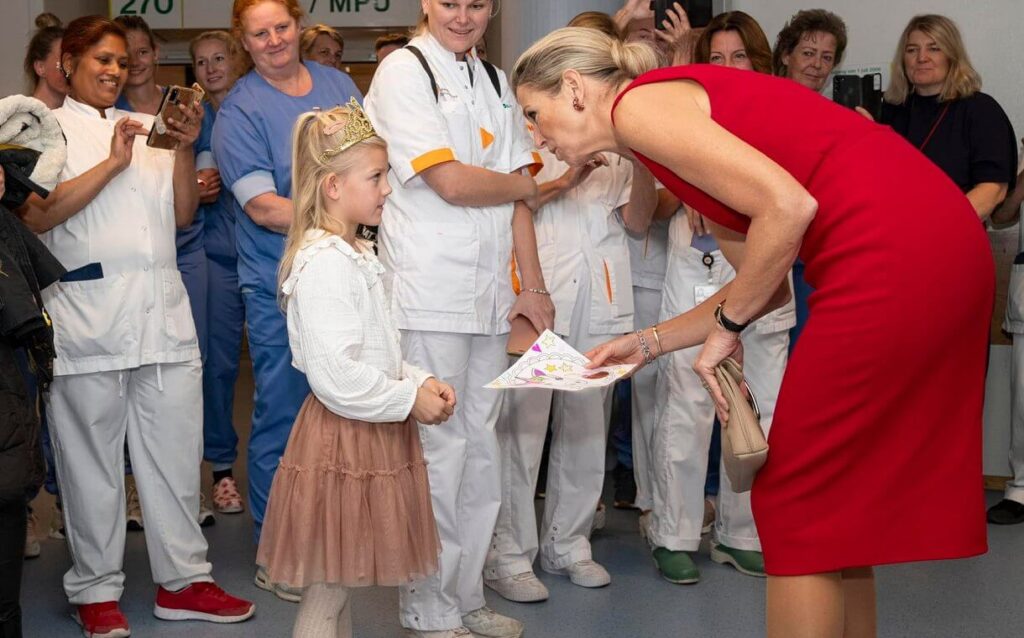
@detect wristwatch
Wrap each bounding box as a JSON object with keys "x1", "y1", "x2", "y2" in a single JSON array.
[{"x1": 714, "y1": 302, "x2": 750, "y2": 334}]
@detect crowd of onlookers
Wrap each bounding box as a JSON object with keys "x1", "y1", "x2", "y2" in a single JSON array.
[{"x1": 2, "y1": 1, "x2": 1023, "y2": 637}]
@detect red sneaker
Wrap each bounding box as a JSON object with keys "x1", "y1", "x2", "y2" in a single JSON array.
[
  {"x1": 153, "y1": 581, "x2": 255, "y2": 623},
  {"x1": 73, "y1": 601, "x2": 130, "y2": 637}
]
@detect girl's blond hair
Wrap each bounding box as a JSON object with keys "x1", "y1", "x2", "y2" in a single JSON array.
[
  {"x1": 885, "y1": 14, "x2": 981, "y2": 104},
  {"x1": 511, "y1": 27, "x2": 659, "y2": 95},
  {"x1": 278, "y1": 105, "x2": 387, "y2": 307}
]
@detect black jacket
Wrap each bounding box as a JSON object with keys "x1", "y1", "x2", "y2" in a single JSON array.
[{"x1": 0, "y1": 206, "x2": 63, "y2": 502}]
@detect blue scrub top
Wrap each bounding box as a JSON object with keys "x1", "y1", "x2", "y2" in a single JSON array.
[
  {"x1": 116, "y1": 88, "x2": 205, "y2": 254},
  {"x1": 195, "y1": 101, "x2": 237, "y2": 262},
  {"x1": 212, "y1": 61, "x2": 362, "y2": 344}
]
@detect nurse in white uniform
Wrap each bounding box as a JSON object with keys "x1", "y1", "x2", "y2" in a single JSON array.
[
  {"x1": 483, "y1": 150, "x2": 656, "y2": 601},
  {"x1": 646, "y1": 204, "x2": 792, "y2": 584},
  {"x1": 19, "y1": 16, "x2": 253, "y2": 633},
  {"x1": 626, "y1": 211, "x2": 670, "y2": 516},
  {"x1": 364, "y1": 2, "x2": 551, "y2": 637}
]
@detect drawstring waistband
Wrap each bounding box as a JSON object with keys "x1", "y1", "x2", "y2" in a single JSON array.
[
  {"x1": 117, "y1": 371, "x2": 124, "y2": 398},
  {"x1": 156, "y1": 363, "x2": 164, "y2": 392}
]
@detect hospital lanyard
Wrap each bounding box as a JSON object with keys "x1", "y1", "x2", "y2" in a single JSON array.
[{"x1": 918, "y1": 102, "x2": 951, "y2": 152}]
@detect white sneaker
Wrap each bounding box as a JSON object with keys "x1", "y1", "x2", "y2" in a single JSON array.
[
  {"x1": 405, "y1": 628, "x2": 473, "y2": 638},
  {"x1": 484, "y1": 571, "x2": 549, "y2": 602},
  {"x1": 591, "y1": 502, "x2": 606, "y2": 532},
  {"x1": 25, "y1": 510, "x2": 41, "y2": 559},
  {"x1": 198, "y1": 493, "x2": 215, "y2": 527},
  {"x1": 461, "y1": 606, "x2": 523, "y2": 638},
  {"x1": 126, "y1": 478, "x2": 143, "y2": 531},
  {"x1": 254, "y1": 565, "x2": 303, "y2": 603},
  {"x1": 545, "y1": 559, "x2": 611, "y2": 589}
]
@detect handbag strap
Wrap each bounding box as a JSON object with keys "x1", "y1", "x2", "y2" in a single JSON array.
[{"x1": 715, "y1": 358, "x2": 761, "y2": 420}]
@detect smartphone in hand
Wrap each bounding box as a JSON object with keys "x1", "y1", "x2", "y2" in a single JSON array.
[
  {"x1": 650, "y1": 0, "x2": 714, "y2": 29},
  {"x1": 146, "y1": 83, "x2": 205, "y2": 150},
  {"x1": 833, "y1": 74, "x2": 883, "y2": 120}
]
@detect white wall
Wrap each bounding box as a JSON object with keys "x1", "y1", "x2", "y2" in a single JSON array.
[
  {"x1": 729, "y1": 0, "x2": 1024, "y2": 150},
  {"x1": 0, "y1": 0, "x2": 44, "y2": 97},
  {"x1": 499, "y1": 0, "x2": 624, "y2": 70}
]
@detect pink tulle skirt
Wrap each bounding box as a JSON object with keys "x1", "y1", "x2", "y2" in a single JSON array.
[{"x1": 256, "y1": 394, "x2": 440, "y2": 588}]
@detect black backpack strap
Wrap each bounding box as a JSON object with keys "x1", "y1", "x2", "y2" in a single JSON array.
[
  {"x1": 480, "y1": 59, "x2": 502, "y2": 98},
  {"x1": 405, "y1": 45, "x2": 439, "y2": 101}
]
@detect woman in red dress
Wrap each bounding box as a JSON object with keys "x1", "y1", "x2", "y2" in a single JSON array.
[{"x1": 511, "y1": 28, "x2": 991, "y2": 638}]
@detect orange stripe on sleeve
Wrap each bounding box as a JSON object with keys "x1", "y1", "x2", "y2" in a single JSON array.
[{"x1": 410, "y1": 148, "x2": 457, "y2": 175}]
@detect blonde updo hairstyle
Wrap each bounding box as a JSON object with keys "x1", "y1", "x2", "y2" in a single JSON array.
[
  {"x1": 511, "y1": 27, "x2": 658, "y2": 97},
  {"x1": 278, "y1": 105, "x2": 387, "y2": 307}
]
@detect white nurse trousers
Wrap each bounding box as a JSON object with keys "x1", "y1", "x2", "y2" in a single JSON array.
[
  {"x1": 485, "y1": 275, "x2": 613, "y2": 578},
  {"x1": 398, "y1": 331, "x2": 506, "y2": 631},
  {"x1": 46, "y1": 360, "x2": 213, "y2": 604},
  {"x1": 648, "y1": 245, "x2": 789, "y2": 553},
  {"x1": 630, "y1": 285, "x2": 663, "y2": 512},
  {"x1": 1006, "y1": 338, "x2": 1024, "y2": 504}
]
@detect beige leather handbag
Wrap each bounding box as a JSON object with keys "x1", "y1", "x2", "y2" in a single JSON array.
[{"x1": 714, "y1": 357, "x2": 768, "y2": 493}]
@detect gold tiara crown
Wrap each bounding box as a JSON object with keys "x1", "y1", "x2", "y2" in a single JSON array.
[{"x1": 318, "y1": 97, "x2": 378, "y2": 163}]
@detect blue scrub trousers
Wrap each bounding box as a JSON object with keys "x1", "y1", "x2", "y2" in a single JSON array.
[
  {"x1": 201, "y1": 252, "x2": 245, "y2": 472},
  {"x1": 242, "y1": 289, "x2": 309, "y2": 540}
]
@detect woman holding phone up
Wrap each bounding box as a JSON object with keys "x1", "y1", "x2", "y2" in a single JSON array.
[{"x1": 18, "y1": 16, "x2": 253, "y2": 637}]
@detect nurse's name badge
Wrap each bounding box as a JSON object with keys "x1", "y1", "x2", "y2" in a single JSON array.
[{"x1": 694, "y1": 284, "x2": 719, "y2": 306}]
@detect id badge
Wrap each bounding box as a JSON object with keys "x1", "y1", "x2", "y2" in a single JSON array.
[{"x1": 694, "y1": 284, "x2": 720, "y2": 306}]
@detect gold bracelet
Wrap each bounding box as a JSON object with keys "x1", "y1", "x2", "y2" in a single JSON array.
[{"x1": 651, "y1": 325, "x2": 664, "y2": 357}]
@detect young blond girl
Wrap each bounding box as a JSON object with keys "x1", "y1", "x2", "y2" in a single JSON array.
[{"x1": 256, "y1": 101, "x2": 455, "y2": 638}]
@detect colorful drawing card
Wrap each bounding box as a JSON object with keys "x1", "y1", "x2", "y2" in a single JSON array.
[{"x1": 485, "y1": 330, "x2": 635, "y2": 391}]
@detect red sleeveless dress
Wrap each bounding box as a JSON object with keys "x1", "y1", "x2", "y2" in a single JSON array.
[{"x1": 615, "y1": 65, "x2": 991, "y2": 575}]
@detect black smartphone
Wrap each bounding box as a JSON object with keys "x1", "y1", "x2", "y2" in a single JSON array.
[
  {"x1": 651, "y1": 0, "x2": 713, "y2": 30},
  {"x1": 832, "y1": 74, "x2": 883, "y2": 120}
]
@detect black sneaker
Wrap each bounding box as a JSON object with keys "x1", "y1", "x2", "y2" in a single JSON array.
[
  {"x1": 987, "y1": 499, "x2": 1024, "y2": 525},
  {"x1": 612, "y1": 463, "x2": 638, "y2": 510}
]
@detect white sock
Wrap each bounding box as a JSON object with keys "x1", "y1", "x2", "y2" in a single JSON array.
[{"x1": 292, "y1": 583, "x2": 351, "y2": 638}]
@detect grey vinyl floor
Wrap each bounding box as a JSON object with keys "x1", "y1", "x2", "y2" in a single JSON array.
[{"x1": 20, "y1": 361, "x2": 1024, "y2": 638}]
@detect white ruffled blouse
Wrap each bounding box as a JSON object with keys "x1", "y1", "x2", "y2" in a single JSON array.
[{"x1": 283, "y1": 230, "x2": 433, "y2": 422}]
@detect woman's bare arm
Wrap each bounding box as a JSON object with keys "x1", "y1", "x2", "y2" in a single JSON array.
[
  {"x1": 612, "y1": 81, "x2": 815, "y2": 354},
  {"x1": 968, "y1": 181, "x2": 1008, "y2": 221}
]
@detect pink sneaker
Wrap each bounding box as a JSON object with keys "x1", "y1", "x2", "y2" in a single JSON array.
[
  {"x1": 211, "y1": 477, "x2": 244, "y2": 514},
  {"x1": 153, "y1": 582, "x2": 254, "y2": 623},
  {"x1": 73, "y1": 601, "x2": 130, "y2": 637}
]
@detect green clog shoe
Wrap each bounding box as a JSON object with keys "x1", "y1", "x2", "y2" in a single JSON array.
[
  {"x1": 652, "y1": 547, "x2": 700, "y2": 584},
  {"x1": 710, "y1": 541, "x2": 765, "y2": 577}
]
